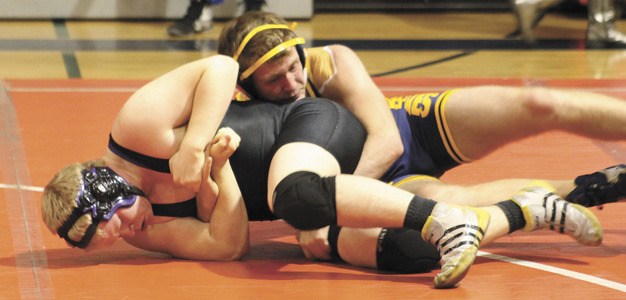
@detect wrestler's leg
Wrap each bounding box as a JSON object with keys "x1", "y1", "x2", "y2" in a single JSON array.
[
  {"x1": 334, "y1": 204, "x2": 510, "y2": 269},
  {"x1": 333, "y1": 181, "x2": 602, "y2": 273},
  {"x1": 268, "y1": 142, "x2": 490, "y2": 288},
  {"x1": 267, "y1": 142, "x2": 419, "y2": 228},
  {"x1": 444, "y1": 85, "x2": 626, "y2": 160},
  {"x1": 395, "y1": 176, "x2": 575, "y2": 206}
]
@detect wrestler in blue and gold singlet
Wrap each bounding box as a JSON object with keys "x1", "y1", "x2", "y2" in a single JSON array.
[{"x1": 302, "y1": 47, "x2": 470, "y2": 184}]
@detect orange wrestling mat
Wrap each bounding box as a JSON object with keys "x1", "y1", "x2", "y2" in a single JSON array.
[{"x1": 1, "y1": 78, "x2": 624, "y2": 299}]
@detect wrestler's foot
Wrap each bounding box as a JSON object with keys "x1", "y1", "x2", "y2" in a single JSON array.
[
  {"x1": 586, "y1": 24, "x2": 626, "y2": 49},
  {"x1": 167, "y1": 0, "x2": 213, "y2": 37},
  {"x1": 513, "y1": 185, "x2": 603, "y2": 246},
  {"x1": 585, "y1": 0, "x2": 626, "y2": 49},
  {"x1": 421, "y1": 203, "x2": 490, "y2": 289},
  {"x1": 566, "y1": 164, "x2": 626, "y2": 207},
  {"x1": 509, "y1": 0, "x2": 563, "y2": 42}
]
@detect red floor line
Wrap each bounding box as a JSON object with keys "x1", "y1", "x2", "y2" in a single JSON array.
[{"x1": 0, "y1": 82, "x2": 53, "y2": 299}]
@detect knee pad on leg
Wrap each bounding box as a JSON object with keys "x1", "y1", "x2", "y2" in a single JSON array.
[
  {"x1": 376, "y1": 228, "x2": 440, "y2": 274},
  {"x1": 272, "y1": 171, "x2": 337, "y2": 230}
]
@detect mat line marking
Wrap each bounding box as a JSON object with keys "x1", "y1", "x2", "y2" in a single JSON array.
[
  {"x1": 1, "y1": 83, "x2": 53, "y2": 298},
  {"x1": 0, "y1": 183, "x2": 44, "y2": 193},
  {"x1": 478, "y1": 251, "x2": 626, "y2": 292}
]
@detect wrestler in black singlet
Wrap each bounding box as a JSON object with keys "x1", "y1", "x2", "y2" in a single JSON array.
[
  {"x1": 109, "y1": 97, "x2": 436, "y2": 272},
  {"x1": 221, "y1": 97, "x2": 366, "y2": 220},
  {"x1": 109, "y1": 98, "x2": 365, "y2": 221}
]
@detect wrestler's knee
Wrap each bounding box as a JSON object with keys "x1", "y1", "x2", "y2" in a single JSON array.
[
  {"x1": 272, "y1": 171, "x2": 337, "y2": 230},
  {"x1": 520, "y1": 87, "x2": 557, "y2": 116}
]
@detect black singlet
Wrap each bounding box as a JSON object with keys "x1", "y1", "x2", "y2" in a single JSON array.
[
  {"x1": 221, "y1": 98, "x2": 366, "y2": 220},
  {"x1": 109, "y1": 98, "x2": 366, "y2": 221}
]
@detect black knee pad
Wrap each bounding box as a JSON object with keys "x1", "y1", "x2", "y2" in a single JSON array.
[
  {"x1": 272, "y1": 171, "x2": 337, "y2": 230},
  {"x1": 376, "y1": 228, "x2": 440, "y2": 274}
]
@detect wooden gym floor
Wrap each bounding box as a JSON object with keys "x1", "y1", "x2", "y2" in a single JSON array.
[{"x1": 1, "y1": 9, "x2": 625, "y2": 299}]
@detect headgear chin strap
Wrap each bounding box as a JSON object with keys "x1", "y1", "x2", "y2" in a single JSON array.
[
  {"x1": 232, "y1": 23, "x2": 307, "y2": 99},
  {"x1": 57, "y1": 167, "x2": 147, "y2": 249}
]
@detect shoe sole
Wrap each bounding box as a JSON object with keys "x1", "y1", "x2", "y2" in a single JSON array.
[{"x1": 432, "y1": 208, "x2": 490, "y2": 289}]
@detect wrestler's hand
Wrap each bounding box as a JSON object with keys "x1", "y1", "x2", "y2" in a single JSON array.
[
  {"x1": 170, "y1": 146, "x2": 205, "y2": 192},
  {"x1": 296, "y1": 226, "x2": 332, "y2": 261},
  {"x1": 198, "y1": 154, "x2": 219, "y2": 221},
  {"x1": 208, "y1": 127, "x2": 241, "y2": 172}
]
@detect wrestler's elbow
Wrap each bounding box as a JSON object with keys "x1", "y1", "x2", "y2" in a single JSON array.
[
  {"x1": 381, "y1": 130, "x2": 404, "y2": 161},
  {"x1": 224, "y1": 234, "x2": 250, "y2": 261},
  {"x1": 210, "y1": 239, "x2": 250, "y2": 261}
]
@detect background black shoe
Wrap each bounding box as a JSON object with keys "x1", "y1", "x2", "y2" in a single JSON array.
[
  {"x1": 168, "y1": 1, "x2": 213, "y2": 37},
  {"x1": 566, "y1": 164, "x2": 626, "y2": 207},
  {"x1": 245, "y1": 0, "x2": 266, "y2": 12}
]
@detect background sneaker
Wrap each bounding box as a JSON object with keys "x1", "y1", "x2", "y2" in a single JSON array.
[
  {"x1": 567, "y1": 164, "x2": 626, "y2": 207},
  {"x1": 168, "y1": 1, "x2": 213, "y2": 37}
]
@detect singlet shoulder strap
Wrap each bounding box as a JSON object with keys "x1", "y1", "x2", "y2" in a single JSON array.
[
  {"x1": 151, "y1": 198, "x2": 197, "y2": 218},
  {"x1": 108, "y1": 134, "x2": 171, "y2": 173}
]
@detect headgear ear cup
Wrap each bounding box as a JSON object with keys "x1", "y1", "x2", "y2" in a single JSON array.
[{"x1": 237, "y1": 77, "x2": 258, "y2": 99}]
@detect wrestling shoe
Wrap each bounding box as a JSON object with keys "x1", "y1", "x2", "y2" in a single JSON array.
[
  {"x1": 585, "y1": 0, "x2": 626, "y2": 49},
  {"x1": 245, "y1": 0, "x2": 266, "y2": 12},
  {"x1": 566, "y1": 164, "x2": 626, "y2": 207},
  {"x1": 421, "y1": 203, "x2": 490, "y2": 289},
  {"x1": 512, "y1": 184, "x2": 603, "y2": 246},
  {"x1": 509, "y1": 0, "x2": 563, "y2": 42},
  {"x1": 167, "y1": 0, "x2": 213, "y2": 37}
]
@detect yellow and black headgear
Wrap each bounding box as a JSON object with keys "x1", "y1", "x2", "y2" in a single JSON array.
[{"x1": 232, "y1": 23, "x2": 306, "y2": 99}]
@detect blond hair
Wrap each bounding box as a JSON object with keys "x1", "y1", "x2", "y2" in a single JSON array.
[
  {"x1": 41, "y1": 160, "x2": 106, "y2": 245},
  {"x1": 217, "y1": 11, "x2": 298, "y2": 72}
]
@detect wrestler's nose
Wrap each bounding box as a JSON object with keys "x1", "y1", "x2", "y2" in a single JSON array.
[{"x1": 282, "y1": 74, "x2": 298, "y2": 91}]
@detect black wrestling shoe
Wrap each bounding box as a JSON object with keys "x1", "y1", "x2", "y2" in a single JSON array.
[
  {"x1": 566, "y1": 164, "x2": 626, "y2": 207},
  {"x1": 167, "y1": 0, "x2": 212, "y2": 37},
  {"x1": 245, "y1": 0, "x2": 266, "y2": 12}
]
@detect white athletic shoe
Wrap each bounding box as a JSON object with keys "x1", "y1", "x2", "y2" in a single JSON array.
[
  {"x1": 421, "y1": 203, "x2": 490, "y2": 289},
  {"x1": 512, "y1": 185, "x2": 603, "y2": 246}
]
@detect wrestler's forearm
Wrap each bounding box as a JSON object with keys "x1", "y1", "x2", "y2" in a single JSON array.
[
  {"x1": 181, "y1": 56, "x2": 238, "y2": 152},
  {"x1": 207, "y1": 161, "x2": 250, "y2": 257},
  {"x1": 196, "y1": 159, "x2": 218, "y2": 223},
  {"x1": 353, "y1": 133, "x2": 402, "y2": 179}
]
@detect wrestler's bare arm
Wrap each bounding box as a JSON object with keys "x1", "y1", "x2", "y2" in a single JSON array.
[
  {"x1": 112, "y1": 55, "x2": 239, "y2": 191},
  {"x1": 321, "y1": 45, "x2": 402, "y2": 179},
  {"x1": 126, "y1": 128, "x2": 249, "y2": 261}
]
